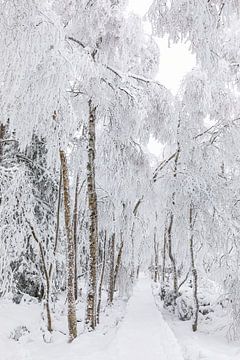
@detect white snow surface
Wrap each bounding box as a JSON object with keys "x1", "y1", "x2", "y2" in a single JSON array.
[
  {"x1": 106, "y1": 276, "x2": 185, "y2": 360},
  {"x1": 1, "y1": 276, "x2": 240, "y2": 360}
]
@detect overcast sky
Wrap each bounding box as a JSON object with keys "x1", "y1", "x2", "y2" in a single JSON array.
[
  {"x1": 128, "y1": 0, "x2": 195, "y2": 95},
  {"x1": 128, "y1": 0, "x2": 195, "y2": 157}
]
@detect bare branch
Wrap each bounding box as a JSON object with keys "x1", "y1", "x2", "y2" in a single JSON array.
[
  {"x1": 67, "y1": 36, "x2": 86, "y2": 49},
  {"x1": 153, "y1": 151, "x2": 177, "y2": 182}
]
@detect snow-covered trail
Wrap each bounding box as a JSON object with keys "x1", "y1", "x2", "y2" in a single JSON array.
[
  {"x1": 2, "y1": 276, "x2": 240, "y2": 359},
  {"x1": 107, "y1": 276, "x2": 185, "y2": 360},
  {"x1": 1, "y1": 277, "x2": 184, "y2": 360}
]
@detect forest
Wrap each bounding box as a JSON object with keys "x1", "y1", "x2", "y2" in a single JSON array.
[{"x1": 1, "y1": 1, "x2": 240, "y2": 359}]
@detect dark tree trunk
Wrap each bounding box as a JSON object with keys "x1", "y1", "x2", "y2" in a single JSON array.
[
  {"x1": 189, "y1": 203, "x2": 199, "y2": 332},
  {"x1": 73, "y1": 174, "x2": 79, "y2": 301},
  {"x1": 167, "y1": 212, "x2": 178, "y2": 298},
  {"x1": 162, "y1": 222, "x2": 167, "y2": 285},
  {"x1": 114, "y1": 235, "x2": 124, "y2": 291},
  {"x1": 108, "y1": 233, "x2": 115, "y2": 304},
  {"x1": 97, "y1": 231, "x2": 107, "y2": 324},
  {"x1": 153, "y1": 225, "x2": 159, "y2": 283},
  {"x1": 27, "y1": 222, "x2": 52, "y2": 333}
]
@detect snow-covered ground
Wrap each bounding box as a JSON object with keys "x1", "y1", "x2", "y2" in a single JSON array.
[
  {"x1": 1, "y1": 276, "x2": 240, "y2": 360},
  {"x1": 168, "y1": 317, "x2": 240, "y2": 360}
]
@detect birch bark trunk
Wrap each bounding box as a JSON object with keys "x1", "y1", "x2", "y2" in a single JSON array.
[
  {"x1": 189, "y1": 203, "x2": 199, "y2": 332},
  {"x1": 86, "y1": 100, "x2": 98, "y2": 330},
  {"x1": 73, "y1": 174, "x2": 79, "y2": 301},
  {"x1": 60, "y1": 150, "x2": 77, "y2": 341},
  {"x1": 0, "y1": 124, "x2": 5, "y2": 161},
  {"x1": 160, "y1": 222, "x2": 168, "y2": 300},
  {"x1": 167, "y1": 118, "x2": 181, "y2": 299},
  {"x1": 167, "y1": 212, "x2": 178, "y2": 297}
]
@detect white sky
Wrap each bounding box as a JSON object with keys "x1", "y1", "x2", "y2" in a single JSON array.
[
  {"x1": 128, "y1": 0, "x2": 195, "y2": 94},
  {"x1": 128, "y1": 0, "x2": 196, "y2": 157}
]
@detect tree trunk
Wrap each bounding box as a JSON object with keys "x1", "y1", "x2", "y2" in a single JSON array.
[
  {"x1": 113, "y1": 235, "x2": 124, "y2": 291},
  {"x1": 60, "y1": 150, "x2": 77, "y2": 341},
  {"x1": 27, "y1": 221, "x2": 52, "y2": 333},
  {"x1": 189, "y1": 203, "x2": 199, "y2": 332},
  {"x1": 48, "y1": 169, "x2": 62, "y2": 282},
  {"x1": 153, "y1": 226, "x2": 159, "y2": 283},
  {"x1": 167, "y1": 122, "x2": 181, "y2": 299},
  {"x1": 73, "y1": 174, "x2": 79, "y2": 301},
  {"x1": 130, "y1": 222, "x2": 135, "y2": 281},
  {"x1": 160, "y1": 223, "x2": 168, "y2": 300},
  {"x1": 108, "y1": 233, "x2": 115, "y2": 304},
  {"x1": 167, "y1": 212, "x2": 178, "y2": 298},
  {"x1": 86, "y1": 100, "x2": 98, "y2": 330},
  {"x1": 162, "y1": 222, "x2": 167, "y2": 285},
  {"x1": 97, "y1": 231, "x2": 107, "y2": 324},
  {"x1": 0, "y1": 124, "x2": 5, "y2": 160},
  {"x1": 0, "y1": 124, "x2": 5, "y2": 206}
]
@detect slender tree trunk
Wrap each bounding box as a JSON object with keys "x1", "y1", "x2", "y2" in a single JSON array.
[
  {"x1": 60, "y1": 150, "x2": 77, "y2": 341},
  {"x1": 27, "y1": 168, "x2": 62, "y2": 334},
  {"x1": 0, "y1": 124, "x2": 5, "y2": 160},
  {"x1": 130, "y1": 222, "x2": 135, "y2": 281},
  {"x1": 160, "y1": 223, "x2": 168, "y2": 300},
  {"x1": 0, "y1": 124, "x2": 5, "y2": 206},
  {"x1": 97, "y1": 231, "x2": 107, "y2": 324},
  {"x1": 153, "y1": 226, "x2": 159, "y2": 283},
  {"x1": 189, "y1": 203, "x2": 199, "y2": 332},
  {"x1": 113, "y1": 235, "x2": 124, "y2": 291},
  {"x1": 108, "y1": 233, "x2": 115, "y2": 304},
  {"x1": 86, "y1": 100, "x2": 98, "y2": 330},
  {"x1": 162, "y1": 223, "x2": 167, "y2": 285},
  {"x1": 27, "y1": 222, "x2": 52, "y2": 333},
  {"x1": 73, "y1": 174, "x2": 79, "y2": 301},
  {"x1": 129, "y1": 199, "x2": 142, "y2": 282},
  {"x1": 136, "y1": 265, "x2": 140, "y2": 279},
  {"x1": 167, "y1": 212, "x2": 178, "y2": 298},
  {"x1": 39, "y1": 244, "x2": 52, "y2": 334},
  {"x1": 48, "y1": 169, "x2": 62, "y2": 281},
  {"x1": 167, "y1": 119, "x2": 181, "y2": 299}
]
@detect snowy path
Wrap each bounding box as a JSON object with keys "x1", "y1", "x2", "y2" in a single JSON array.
[
  {"x1": 106, "y1": 276, "x2": 185, "y2": 360},
  {"x1": 1, "y1": 277, "x2": 185, "y2": 360},
  {"x1": 2, "y1": 277, "x2": 240, "y2": 359}
]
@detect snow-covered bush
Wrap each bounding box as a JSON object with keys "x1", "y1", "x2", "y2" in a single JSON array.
[{"x1": 10, "y1": 325, "x2": 30, "y2": 342}]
